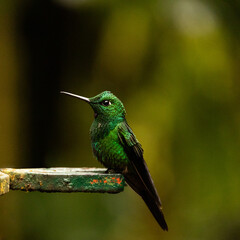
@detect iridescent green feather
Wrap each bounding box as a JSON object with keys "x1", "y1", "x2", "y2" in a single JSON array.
[{"x1": 91, "y1": 120, "x2": 129, "y2": 170}]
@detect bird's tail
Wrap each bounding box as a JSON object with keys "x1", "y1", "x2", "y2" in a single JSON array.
[
  {"x1": 141, "y1": 193, "x2": 168, "y2": 231},
  {"x1": 124, "y1": 172, "x2": 168, "y2": 231}
]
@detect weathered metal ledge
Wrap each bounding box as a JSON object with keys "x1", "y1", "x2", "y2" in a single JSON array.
[{"x1": 0, "y1": 168, "x2": 125, "y2": 195}]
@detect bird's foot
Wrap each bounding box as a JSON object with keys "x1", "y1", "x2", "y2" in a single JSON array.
[{"x1": 105, "y1": 168, "x2": 115, "y2": 174}]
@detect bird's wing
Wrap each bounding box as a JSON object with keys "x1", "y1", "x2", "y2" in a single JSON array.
[{"x1": 118, "y1": 121, "x2": 161, "y2": 206}]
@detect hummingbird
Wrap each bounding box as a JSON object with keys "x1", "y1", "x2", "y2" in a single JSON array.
[{"x1": 61, "y1": 90, "x2": 168, "y2": 231}]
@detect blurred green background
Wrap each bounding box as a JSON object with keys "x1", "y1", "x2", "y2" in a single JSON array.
[{"x1": 0, "y1": 0, "x2": 239, "y2": 239}]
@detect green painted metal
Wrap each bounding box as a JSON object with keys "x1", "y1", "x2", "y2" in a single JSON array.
[
  {"x1": 0, "y1": 171, "x2": 9, "y2": 195},
  {"x1": 0, "y1": 168, "x2": 124, "y2": 194}
]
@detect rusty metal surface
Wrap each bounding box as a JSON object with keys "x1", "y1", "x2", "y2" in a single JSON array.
[
  {"x1": 0, "y1": 171, "x2": 9, "y2": 195},
  {"x1": 0, "y1": 168, "x2": 125, "y2": 193}
]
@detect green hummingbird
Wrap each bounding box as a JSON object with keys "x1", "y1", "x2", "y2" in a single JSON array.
[{"x1": 61, "y1": 90, "x2": 168, "y2": 231}]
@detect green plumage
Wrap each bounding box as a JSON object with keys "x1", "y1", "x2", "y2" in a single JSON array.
[
  {"x1": 61, "y1": 90, "x2": 168, "y2": 231},
  {"x1": 91, "y1": 123, "x2": 129, "y2": 169}
]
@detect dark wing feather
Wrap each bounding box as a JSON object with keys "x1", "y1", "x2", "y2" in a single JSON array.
[
  {"x1": 118, "y1": 121, "x2": 161, "y2": 204},
  {"x1": 118, "y1": 121, "x2": 168, "y2": 230}
]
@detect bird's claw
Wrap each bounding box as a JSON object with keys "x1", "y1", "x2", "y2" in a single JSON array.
[{"x1": 105, "y1": 168, "x2": 115, "y2": 174}]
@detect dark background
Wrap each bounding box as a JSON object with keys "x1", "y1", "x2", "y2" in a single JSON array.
[{"x1": 0, "y1": 0, "x2": 240, "y2": 239}]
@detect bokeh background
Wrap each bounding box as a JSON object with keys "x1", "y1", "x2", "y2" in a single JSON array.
[{"x1": 0, "y1": 0, "x2": 239, "y2": 239}]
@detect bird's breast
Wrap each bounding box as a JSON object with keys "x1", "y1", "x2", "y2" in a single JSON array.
[{"x1": 90, "y1": 121, "x2": 129, "y2": 170}]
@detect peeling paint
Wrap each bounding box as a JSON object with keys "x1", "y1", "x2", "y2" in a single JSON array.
[{"x1": 0, "y1": 172, "x2": 9, "y2": 195}]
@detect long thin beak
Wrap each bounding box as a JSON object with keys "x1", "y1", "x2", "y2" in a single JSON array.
[{"x1": 60, "y1": 91, "x2": 90, "y2": 103}]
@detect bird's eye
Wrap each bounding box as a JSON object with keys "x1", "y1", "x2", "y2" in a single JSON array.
[{"x1": 101, "y1": 100, "x2": 111, "y2": 106}]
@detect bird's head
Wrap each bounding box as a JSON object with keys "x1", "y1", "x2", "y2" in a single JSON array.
[{"x1": 61, "y1": 91, "x2": 126, "y2": 121}]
